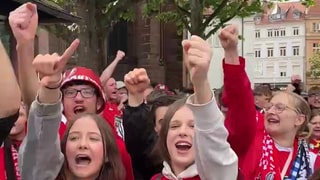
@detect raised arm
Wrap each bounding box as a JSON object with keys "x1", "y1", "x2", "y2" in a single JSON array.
[
  {"x1": 100, "y1": 50, "x2": 125, "y2": 85},
  {"x1": 18, "y1": 38, "x2": 80, "y2": 180},
  {"x1": 123, "y1": 69, "x2": 159, "y2": 179},
  {"x1": 182, "y1": 35, "x2": 238, "y2": 180},
  {"x1": 219, "y1": 25, "x2": 256, "y2": 167},
  {"x1": 0, "y1": 38, "x2": 21, "y2": 144},
  {"x1": 9, "y1": 3, "x2": 39, "y2": 113}
]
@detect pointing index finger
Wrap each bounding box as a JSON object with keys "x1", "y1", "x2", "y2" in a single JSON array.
[{"x1": 55, "y1": 39, "x2": 80, "y2": 71}]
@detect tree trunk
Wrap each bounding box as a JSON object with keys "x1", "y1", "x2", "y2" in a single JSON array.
[
  {"x1": 190, "y1": 0, "x2": 205, "y2": 38},
  {"x1": 76, "y1": 0, "x2": 106, "y2": 74}
]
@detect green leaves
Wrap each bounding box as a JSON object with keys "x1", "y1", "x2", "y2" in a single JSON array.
[
  {"x1": 143, "y1": 0, "x2": 314, "y2": 39},
  {"x1": 308, "y1": 51, "x2": 320, "y2": 79}
]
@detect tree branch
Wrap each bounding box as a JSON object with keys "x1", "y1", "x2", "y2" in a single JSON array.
[
  {"x1": 177, "y1": 5, "x2": 190, "y2": 16},
  {"x1": 169, "y1": 0, "x2": 191, "y2": 32},
  {"x1": 203, "y1": 0, "x2": 229, "y2": 27},
  {"x1": 205, "y1": 5, "x2": 242, "y2": 39}
]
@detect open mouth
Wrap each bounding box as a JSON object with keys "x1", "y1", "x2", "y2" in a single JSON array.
[
  {"x1": 73, "y1": 106, "x2": 86, "y2": 114},
  {"x1": 314, "y1": 129, "x2": 320, "y2": 132},
  {"x1": 175, "y1": 141, "x2": 192, "y2": 151},
  {"x1": 75, "y1": 154, "x2": 91, "y2": 166},
  {"x1": 267, "y1": 118, "x2": 280, "y2": 124}
]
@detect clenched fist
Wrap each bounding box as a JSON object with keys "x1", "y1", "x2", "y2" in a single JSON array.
[
  {"x1": 115, "y1": 50, "x2": 125, "y2": 61},
  {"x1": 182, "y1": 35, "x2": 212, "y2": 85},
  {"x1": 9, "y1": 3, "x2": 38, "y2": 45},
  {"x1": 124, "y1": 68, "x2": 150, "y2": 95},
  {"x1": 218, "y1": 25, "x2": 238, "y2": 52},
  {"x1": 33, "y1": 39, "x2": 80, "y2": 88}
]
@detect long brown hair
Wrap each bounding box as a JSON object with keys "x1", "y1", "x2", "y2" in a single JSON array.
[
  {"x1": 56, "y1": 113, "x2": 125, "y2": 180},
  {"x1": 155, "y1": 98, "x2": 187, "y2": 166}
]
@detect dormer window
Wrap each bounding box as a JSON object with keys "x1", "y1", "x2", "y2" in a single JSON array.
[{"x1": 293, "y1": 10, "x2": 301, "y2": 19}]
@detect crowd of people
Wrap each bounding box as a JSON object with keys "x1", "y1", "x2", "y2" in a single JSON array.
[{"x1": 2, "y1": 2, "x2": 320, "y2": 180}]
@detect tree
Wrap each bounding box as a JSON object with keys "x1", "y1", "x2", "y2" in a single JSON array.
[
  {"x1": 46, "y1": 0, "x2": 136, "y2": 73},
  {"x1": 143, "y1": 0, "x2": 315, "y2": 39},
  {"x1": 308, "y1": 51, "x2": 320, "y2": 79}
]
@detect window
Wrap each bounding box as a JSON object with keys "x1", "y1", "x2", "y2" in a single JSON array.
[
  {"x1": 293, "y1": 27, "x2": 299, "y2": 35},
  {"x1": 313, "y1": 43, "x2": 320, "y2": 53},
  {"x1": 255, "y1": 30, "x2": 260, "y2": 38},
  {"x1": 274, "y1": 29, "x2": 280, "y2": 37},
  {"x1": 280, "y1": 29, "x2": 286, "y2": 36},
  {"x1": 292, "y1": 65, "x2": 300, "y2": 75},
  {"x1": 266, "y1": 66, "x2": 274, "y2": 76},
  {"x1": 267, "y1": 48, "x2": 274, "y2": 57},
  {"x1": 280, "y1": 72, "x2": 287, "y2": 77},
  {"x1": 255, "y1": 62, "x2": 263, "y2": 76},
  {"x1": 255, "y1": 49, "x2": 261, "y2": 58},
  {"x1": 293, "y1": 46, "x2": 300, "y2": 56},
  {"x1": 280, "y1": 47, "x2": 286, "y2": 56},
  {"x1": 312, "y1": 23, "x2": 320, "y2": 32},
  {"x1": 268, "y1": 29, "x2": 273, "y2": 37}
]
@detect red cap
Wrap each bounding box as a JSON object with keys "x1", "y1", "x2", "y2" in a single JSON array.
[{"x1": 61, "y1": 67, "x2": 106, "y2": 113}]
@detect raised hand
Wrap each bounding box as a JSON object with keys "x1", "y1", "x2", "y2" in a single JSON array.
[
  {"x1": 218, "y1": 25, "x2": 238, "y2": 52},
  {"x1": 181, "y1": 35, "x2": 212, "y2": 86},
  {"x1": 116, "y1": 50, "x2": 125, "y2": 61},
  {"x1": 124, "y1": 68, "x2": 150, "y2": 95},
  {"x1": 219, "y1": 25, "x2": 239, "y2": 65},
  {"x1": 9, "y1": 3, "x2": 38, "y2": 45},
  {"x1": 33, "y1": 39, "x2": 80, "y2": 88}
]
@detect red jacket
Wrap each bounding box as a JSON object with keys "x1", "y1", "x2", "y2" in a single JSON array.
[
  {"x1": 223, "y1": 57, "x2": 257, "y2": 172},
  {"x1": 223, "y1": 57, "x2": 320, "y2": 179}
]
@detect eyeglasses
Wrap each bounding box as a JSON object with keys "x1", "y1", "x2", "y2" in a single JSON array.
[
  {"x1": 264, "y1": 103, "x2": 298, "y2": 114},
  {"x1": 309, "y1": 93, "x2": 320, "y2": 98},
  {"x1": 63, "y1": 88, "x2": 96, "y2": 98}
]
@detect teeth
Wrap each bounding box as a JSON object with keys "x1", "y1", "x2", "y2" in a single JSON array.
[{"x1": 176, "y1": 142, "x2": 190, "y2": 146}]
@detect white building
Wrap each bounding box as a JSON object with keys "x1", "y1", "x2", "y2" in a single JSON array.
[
  {"x1": 204, "y1": 1, "x2": 306, "y2": 89},
  {"x1": 253, "y1": 2, "x2": 306, "y2": 88},
  {"x1": 205, "y1": 16, "x2": 256, "y2": 89}
]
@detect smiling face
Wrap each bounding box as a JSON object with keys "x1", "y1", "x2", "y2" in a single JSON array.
[
  {"x1": 264, "y1": 92, "x2": 309, "y2": 138},
  {"x1": 311, "y1": 113, "x2": 320, "y2": 140},
  {"x1": 166, "y1": 106, "x2": 195, "y2": 173}
]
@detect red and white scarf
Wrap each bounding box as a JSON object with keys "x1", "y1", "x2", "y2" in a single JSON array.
[
  {"x1": 0, "y1": 141, "x2": 21, "y2": 180},
  {"x1": 256, "y1": 132, "x2": 311, "y2": 180}
]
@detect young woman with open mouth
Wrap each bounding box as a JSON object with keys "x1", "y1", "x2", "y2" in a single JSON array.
[{"x1": 149, "y1": 35, "x2": 238, "y2": 180}]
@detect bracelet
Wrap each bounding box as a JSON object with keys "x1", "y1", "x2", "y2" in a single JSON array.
[{"x1": 40, "y1": 73, "x2": 63, "y2": 90}]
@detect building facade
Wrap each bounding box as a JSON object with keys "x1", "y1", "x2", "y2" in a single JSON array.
[
  {"x1": 253, "y1": 2, "x2": 306, "y2": 89},
  {"x1": 206, "y1": 17, "x2": 256, "y2": 89},
  {"x1": 305, "y1": 0, "x2": 320, "y2": 90},
  {"x1": 206, "y1": 2, "x2": 320, "y2": 90}
]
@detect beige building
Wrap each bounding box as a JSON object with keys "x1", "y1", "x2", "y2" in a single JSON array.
[{"x1": 305, "y1": 0, "x2": 320, "y2": 90}]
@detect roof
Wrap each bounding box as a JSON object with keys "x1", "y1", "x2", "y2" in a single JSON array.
[
  {"x1": 0, "y1": 0, "x2": 81, "y2": 23},
  {"x1": 255, "y1": 2, "x2": 307, "y2": 25},
  {"x1": 306, "y1": 0, "x2": 320, "y2": 17}
]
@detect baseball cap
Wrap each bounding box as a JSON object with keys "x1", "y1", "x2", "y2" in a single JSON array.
[
  {"x1": 116, "y1": 81, "x2": 126, "y2": 90},
  {"x1": 61, "y1": 67, "x2": 106, "y2": 113}
]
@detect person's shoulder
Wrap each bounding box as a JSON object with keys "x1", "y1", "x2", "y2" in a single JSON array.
[{"x1": 150, "y1": 173, "x2": 163, "y2": 180}]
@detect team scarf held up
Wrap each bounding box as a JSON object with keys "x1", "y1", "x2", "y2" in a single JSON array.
[
  {"x1": 0, "y1": 139, "x2": 21, "y2": 180},
  {"x1": 256, "y1": 131, "x2": 311, "y2": 180}
]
